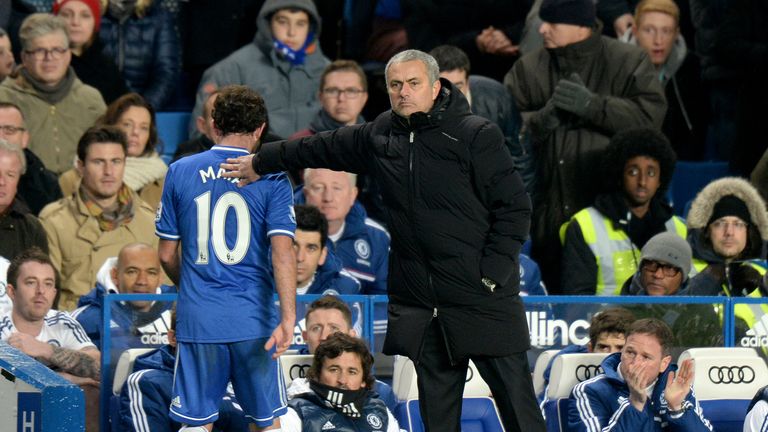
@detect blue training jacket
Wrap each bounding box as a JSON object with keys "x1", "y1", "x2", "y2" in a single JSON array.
[
  {"x1": 295, "y1": 191, "x2": 390, "y2": 295},
  {"x1": 568, "y1": 352, "x2": 712, "y2": 432},
  {"x1": 304, "y1": 247, "x2": 362, "y2": 295},
  {"x1": 118, "y1": 345, "x2": 249, "y2": 432}
]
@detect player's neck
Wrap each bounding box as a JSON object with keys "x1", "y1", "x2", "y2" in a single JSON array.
[
  {"x1": 11, "y1": 311, "x2": 44, "y2": 338},
  {"x1": 218, "y1": 134, "x2": 257, "y2": 152}
]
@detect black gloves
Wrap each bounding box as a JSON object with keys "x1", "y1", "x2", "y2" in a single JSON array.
[
  {"x1": 728, "y1": 263, "x2": 762, "y2": 296},
  {"x1": 552, "y1": 73, "x2": 596, "y2": 118}
]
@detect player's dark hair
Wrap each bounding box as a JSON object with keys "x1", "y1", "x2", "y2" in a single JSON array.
[
  {"x1": 589, "y1": 307, "x2": 636, "y2": 348},
  {"x1": 212, "y1": 85, "x2": 267, "y2": 136},
  {"x1": 296, "y1": 204, "x2": 329, "y2": 245},
  {"x1": 306, "y1": 295, "x2": 352, "y2": 328},
  {"x1": 429, "y1": 44, "x2": 471, "y2": 74},
  {"x1": 76, "y1": 125, "x2": 127, "y2": 162},
  {"x1": 307, "y1": 332, "x2": 375, "y2": 389},
  {"x1": 627, "y1": 318, "x2": 674, "y2": 356}
]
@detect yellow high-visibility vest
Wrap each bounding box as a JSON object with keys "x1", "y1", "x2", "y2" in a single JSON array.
[{"x1": 560, "y1": 207, "x2": 687, "y2": 295}]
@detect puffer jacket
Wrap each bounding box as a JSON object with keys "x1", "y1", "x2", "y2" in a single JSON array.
[
  {"x1": 255, "y1": 79, "x2": 532, "y2": 362},
  {"x1": 99, "y1": 2, "x2": 181, "y2": 110},
  {"x1": 189, "y1": 0, "x2": 329, "y2": 139}
]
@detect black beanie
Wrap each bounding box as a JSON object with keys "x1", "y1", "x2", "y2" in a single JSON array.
[
  {"x1": 708, "y1": 195, "x2": 752, "y2": 226},
  {"x1": 539, "y1": 0, "x2": 596, "y2": 27}
]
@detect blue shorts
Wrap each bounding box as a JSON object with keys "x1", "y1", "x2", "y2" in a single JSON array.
[{"x1": 169, "y1": 339, "x2": 287, "y2": 427}]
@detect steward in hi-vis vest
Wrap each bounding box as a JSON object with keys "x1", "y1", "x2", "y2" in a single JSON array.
[{"x1": 560, "y1": 128, "x2": 683, "y2": 295}]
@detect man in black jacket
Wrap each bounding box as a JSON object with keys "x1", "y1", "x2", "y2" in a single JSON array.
[{"x1": 221, "y1": 49, "x2": 543, "y2": 432}]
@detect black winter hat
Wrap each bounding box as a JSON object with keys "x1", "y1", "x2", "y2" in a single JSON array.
[
  {"x1": 539, "y1": 0, "x2": 596, "y2": 27},
  {"x1": 708, "y1": 195, "x2": 753, "y2": 226}
]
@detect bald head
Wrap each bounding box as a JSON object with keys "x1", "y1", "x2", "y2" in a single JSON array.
[{"x1": 111, "y1": 243, "x2": 162, "y2": 312}]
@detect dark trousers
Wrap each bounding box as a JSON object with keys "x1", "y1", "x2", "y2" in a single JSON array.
[{"x1": 414, "y1": 321, "x2": 545, "y2": 432}]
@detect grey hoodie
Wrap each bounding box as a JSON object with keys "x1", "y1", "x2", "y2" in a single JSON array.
[{"x1": 189, "y1": 0, "x2": 329, "y2": 139}]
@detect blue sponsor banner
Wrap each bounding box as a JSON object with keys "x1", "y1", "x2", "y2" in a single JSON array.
[{"x1": 17, "y1": 392, "x2": 41, "y2": 432}]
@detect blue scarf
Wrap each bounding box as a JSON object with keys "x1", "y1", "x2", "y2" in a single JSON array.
[{"x1": 273, "y1": 31, "x2": 315, "y2": 66}]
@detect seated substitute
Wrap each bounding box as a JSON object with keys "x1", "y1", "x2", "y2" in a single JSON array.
[
  {"x1": 280, "y1": 332, "x2": 401, "y2": 432},
  {"x1": 294, "y1": 204, "x2": 361, "y2": 295},
  {"x1": 118, "y1": 310, "x2": 251, "y2": 432},
  {"x1": 0, "y1": 247, "x2": 99, "y2": 385},
  {"x1": 561, "y1": 128, "x2": 683, "y2": 295},
  {"x1": 299, "y1": 168, "x2": 390, "y2": 295},
  {"x1": 289, "y1": 295, "x2": 396, "y2": 411},
  {"x1": 568, "y1": 318, "x2": 712, "y2": 432},
  {"x1": 538, "y1": 307, "x2": 635, "y2": 403},
  {"x1": 71, "y1": 242, "x2": 175, "y2": 350}
]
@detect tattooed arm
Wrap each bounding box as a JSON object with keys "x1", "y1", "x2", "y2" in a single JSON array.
[
  {"x1": 49, "y1": 346, "x2": 101, "y2": 381},
  {"x1": 7, "y1": 332, "x2": 101, "y2": 380}
]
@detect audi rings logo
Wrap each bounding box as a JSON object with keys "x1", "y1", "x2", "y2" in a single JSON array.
[
  {"x1": 465, "y1": 366, "x2": 475, "y2": 383},
  {"x1": 575, "y1": 365, "x2": 604, "y2": 382},
  {"x1": 289, "y1": 364, "x2": 311, "y2": 380},
  {"x1": 708, "y1": 365, "x2": 755, "y2": 384}
]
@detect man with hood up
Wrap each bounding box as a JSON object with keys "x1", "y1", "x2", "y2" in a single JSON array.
[
  {"x1": 685, "y1": 177, "x2": 768, "y2": 336},
  {"x1": 189, "y1": 0, "x2": 330, "y2": 139},
  {"x1": 620, "y1": 0, "x2": 708, "y2": 160}
]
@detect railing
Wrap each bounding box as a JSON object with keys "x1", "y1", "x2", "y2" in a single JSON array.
[{"x1": 97, "y1": 293, "x2": 768, "y2": 430}]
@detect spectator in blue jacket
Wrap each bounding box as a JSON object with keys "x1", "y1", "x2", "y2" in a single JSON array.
[
  {"x1": 290, "y1": 295, "x2": 397, "y2": 412},
  {"x1": 118, "y1": 311, "x2": 250, "y2": 432},
  {"x1": 295, "y1": 204, "x2": 361, "y2": 296},
  {"x1": 71, "y1": 243, "x2": 175, "y2": 352},
  {"x1": 520, "y1": 254, "x2": 548, "y2": 296},
  {"x1": 99, "y1": 0, "x2": 181, "y2": 110},
  {"x1": 298, "y1": 168, "x2": 390, "y2": 295},
  {"x1": 568, "y1": 318, "x2": 712, "y2": 432}
]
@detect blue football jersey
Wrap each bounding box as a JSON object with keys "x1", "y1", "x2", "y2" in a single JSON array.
[{"x1": 156, "y1": 146, "x2": 295, "y2": 342}]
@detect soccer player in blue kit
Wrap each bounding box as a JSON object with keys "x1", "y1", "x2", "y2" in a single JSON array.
[{"x1": 156, "y1": 85, "x2": 297, "y2": 432}]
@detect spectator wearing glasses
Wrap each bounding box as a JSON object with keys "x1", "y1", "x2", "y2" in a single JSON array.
[
  {"x1": 621, "y1": 232, "x2": 692, "y2": 296},
  {"x1": 0, "y1": 101, "x2": 62, "y2": 215},
  {"x1": 0, "y1": 13, "x2": 106, "y2": 174},
  {"x1": 685, "y1": 177, "x2": 768, "y2": 343},
  {"x1": 685, "y1": 177, "x2": 768, "y2": 298},
  {"x1": 290, "y1": 60, "x2": 368, "y2": 139}
]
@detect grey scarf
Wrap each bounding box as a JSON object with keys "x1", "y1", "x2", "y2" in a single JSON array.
[{"x1": 20, "y1": 66, "x2": 76, "y2": 105}]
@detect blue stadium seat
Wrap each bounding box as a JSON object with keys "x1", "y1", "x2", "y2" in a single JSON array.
[
  {"x1": 668, "y1": 161, "x2": 730, "y2": 216},
  {"x1": 394, "y1": 397, "x2": 504, "y2": 432},
  {"x1": 156, "y1": 112, "x2": 191, "y2": 164}
]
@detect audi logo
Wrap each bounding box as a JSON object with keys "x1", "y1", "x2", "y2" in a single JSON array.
[
  {"x1": 708, "y1": 366, "x2": 755, "y2": 384},
  {"x1": 289, "y1": 364, "x2": 311, "y2": 380},
  {"x1": 575, "y1": 365, "x2": 604, "y2": 382}
]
